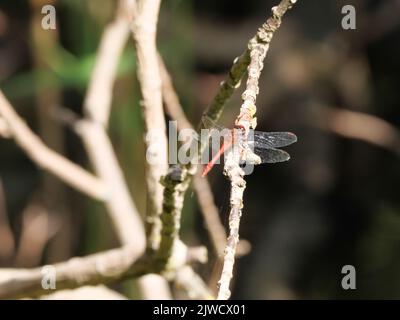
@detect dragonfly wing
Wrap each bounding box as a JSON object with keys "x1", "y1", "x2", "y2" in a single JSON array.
[
  {"x1": 254, "y1": 146, "x2": 291, "y2": 163},
  {"x1": 249, "y1": 131, "x2": 297, "y2": 149}
]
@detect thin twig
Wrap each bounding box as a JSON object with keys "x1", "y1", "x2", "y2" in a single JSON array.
[
  {"x1": 217, "y1": 0, "x2": 298, "y2": 300},
  {"x1": 322, "y1": 106, "x2": 400, "y2": 157},
  {"x1": 192, "y1": 172, "x2": 228, "y2": 256}
]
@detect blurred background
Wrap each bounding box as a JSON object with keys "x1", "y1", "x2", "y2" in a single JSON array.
[{"x1": 0, "y1": 0, "x2": 400, "y2": 299}]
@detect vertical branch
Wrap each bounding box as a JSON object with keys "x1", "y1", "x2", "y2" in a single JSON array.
[
  {"x1": 80, "y1": 0, "x2": 145, "y2": 250},
  {"x1": 83, "y1": 0, "x2": 134, "y2": 126},
  {"x1": 77, "y1": 122, "x2": 146, "y2": 249},
  {"x1": 80, "y1": 0, "x2": 172, "y2": 299},
  {"x1": 131, "y1": 0, "x2": 168, "y2": 251},
  {"x1": 217, "y1": 0, "x2": 298, "y2": 300},
  {"x1": 192, "y1": 173, "x2": 228, "y2": 256},
  {"x1": 159, "y1": 56, "x2": 226, "y2": 257}
]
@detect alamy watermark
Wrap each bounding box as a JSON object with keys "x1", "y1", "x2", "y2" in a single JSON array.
[
  {"x1": 341, "y1": 265, "x2": 356, "y2": 290},
  {"x1": 41, "y1": 5, "x2": 56, "y2": 30},
  {"x1": 41, "y1": 265, "x2": 56, "y2": 290},
  {"x1": 341, "y1": 5, "x2": 356, "y2": 30}
]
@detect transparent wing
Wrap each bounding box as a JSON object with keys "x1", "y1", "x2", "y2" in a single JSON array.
[
  {"x1": 200, "y1": 116, "x2": 231, "y2": 152},
  {"x1": 249, "y1": 131, "x2": 297, "y2": 149},
  {"x1": 254, "y1": 146, "x2": 291, "y2": 163}
]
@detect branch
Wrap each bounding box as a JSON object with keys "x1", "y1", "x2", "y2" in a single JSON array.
[
  {"x1": 1, "y1": 0, "x2": 208, "y2": 300},
  {"x1": 80, "y1": 0, "x2": 145, "y2": 243},
  {"x1": 217, "y1": 0, "x2": 298, "y2": 300},
  {"x1": 157, "y1": 2, "x2": 298, "y2": 271},
  {"x1": 83, "y1": 0, "x2": 134, "y2": 126},
  {"x1": 41, "y1": 285, "x2": 128, "y2": 300},
  {"x1": 0, "y1": 117, "x2": 11, "y2": 138},
  {"x1": 192, "y1": 172, "x2": 229, "y2": 256},
  {"x1": 80, "y1": 0, "x2": 171, "y2": 299},
  {"x1": 321, "y1": 106, "x2": 400, "y2": 157},
  {"x1": 0, "y1": 91, "x2": 107, "y2": 200},
  {"x1": 131, "y1": 0, "x2": 168, "y2": 251},
  {"x1": 200, "y1": 0, "x2": 297, "y2": 129},
  {"x1": 159, "y1": 56, "x2": 250, "y2": 258},
  {"x1": 76, "y1": 121, "x2": 146, "y2": 249},
  {"x1": 0, "y1": 246, "x2": 144, "y2": 299},
  {"x1": 0, "y1": 244, "x2": 207, "y2": 299},
  {"x1": 174, "y1": 266, "x2": 213, "y2": 300}
]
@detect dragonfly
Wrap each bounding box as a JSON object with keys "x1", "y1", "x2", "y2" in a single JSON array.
[{"x1": 201, "y1": 117, "x2": 297, "y2": 177}]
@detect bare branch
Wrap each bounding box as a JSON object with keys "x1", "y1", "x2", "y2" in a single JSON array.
[
  {"x1": 0, "y1": 243, "x2": 206, "y2": 299},
  {"x1": 137, "y1": 274, "x2": 172, "y2": 300},
  {"x1": 159, "y1": 56, "x2": 226, "y2": 256},
  {"x1": 0, "y1": 91, "x2": 107, "y2": 200},
  {"x1": 131, "y1": 0, "x2": 168, "y2": 251},
  {"x1": 217, "y1": 0, "x2": 298, "y2": 300},
  {"x1": 84, "y1": 0, "x2": 135, "y2": 126},
  {"x1": 157, "y1": 2, "x2": 299, "y2": 273},
  {"x1": 76, "y1": 121, "x2": 146, "y2": 249},
  {"x1": 81, "y1": 0, "x2": 171, "y2": 299},
  {"x1": 0, "y1": 246, "x2": 144, "y2": 299},
  {"x1": 41, "y1": 285, "x2": 128, "y2": 300},
  {"x1": 0, "y1": 117, "x2": 10, "y2": 138},
  {"x1": 322, "y1": 106, "x2": 400, "y2": 157},
  {"x1": 160, "y1": 55, "x2": 254, "y2": 298},
  {"x1": 174, "y1": 266, "x2": 214, "y2": 300},
  {"x1": 79, "y1": 3, "x2": 147, "y2": 243},
  {"x1": 201, "y1": 0, "x2": 297, "y2": 128},
  {"x1": 192, "y1": 172, "x2": 228, "y2": 256}
]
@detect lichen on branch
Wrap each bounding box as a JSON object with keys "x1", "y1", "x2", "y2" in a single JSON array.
[{"x1": 217, "y1": 0, "x2": 299, "y2": 300}]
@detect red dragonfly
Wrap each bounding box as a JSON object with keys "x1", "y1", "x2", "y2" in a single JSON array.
[{"x1": 201, "y1": 117, "x2": 297, "y2": 177}]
